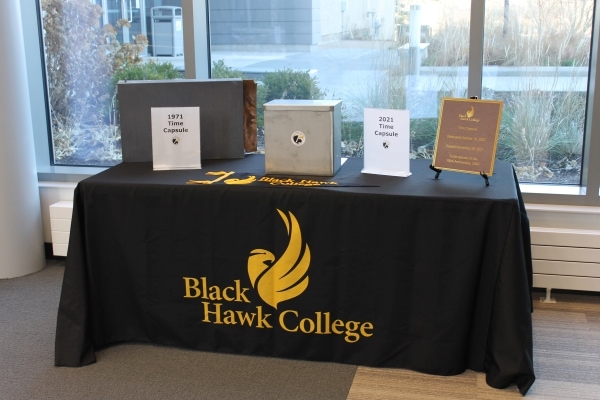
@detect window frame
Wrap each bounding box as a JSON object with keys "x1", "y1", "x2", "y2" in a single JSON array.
[{"x1": 27, "y1": 0, "x2": 600, "y2": 206}]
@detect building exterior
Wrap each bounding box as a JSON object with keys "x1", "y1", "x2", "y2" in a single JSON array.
[{"x1": 99, "y1": 0, "x2": 397, "y2": 53}]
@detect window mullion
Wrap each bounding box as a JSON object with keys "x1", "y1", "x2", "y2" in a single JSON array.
[
  {"x1": 468, "y1": 0, "x2": 485, "y2": 98},
  {"x1": 182, "y1": 0, "x2": 211, "y2": 79},
  {"x1": 581, "y1": 0, "x2": 600, "y2": 204}
]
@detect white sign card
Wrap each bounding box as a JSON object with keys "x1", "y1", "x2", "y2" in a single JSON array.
[
  {"x1": 151, "y1": 107, "x2": 201, "y2": 170},
  {"x1": 361, "y1": 108, "x2": 411, "y2": 177}
]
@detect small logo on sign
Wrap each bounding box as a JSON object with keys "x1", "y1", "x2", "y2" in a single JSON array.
[
  {"x1": 172, "y1": 136, "x2": 181, "y2": 145},
  {"x1": 459, "y1": 105, "x2": 479, "y2": 122},
  {"x1": 382, "y1": 140, "x2": 390, "y2": 149},
  {"x1": 291, "y1": 131, "x2": 306, "y2": 146}
]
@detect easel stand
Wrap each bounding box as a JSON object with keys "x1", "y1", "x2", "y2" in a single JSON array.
[
  {"x1": 429, "y1": 164, "x2": 442, "y2": 179},
  {"x1": 480, "y1": 172, "x2": 490, "y2": 187},
  {"x1": 429, "y1": 164, "x2": 491, "y2": 187}
]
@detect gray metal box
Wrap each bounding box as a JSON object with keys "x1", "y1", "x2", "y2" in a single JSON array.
[
  {"x1": 118, "y1": 79, "x2": 244, "y2": 162},
  {"x1": 264, "y1": 100, "x2": 342, "y2": 176}
]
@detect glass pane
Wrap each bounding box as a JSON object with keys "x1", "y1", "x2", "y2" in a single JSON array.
[
  {"x1": 483, "y1": 0, "x2": 592, "y2": 184},
  {"x1": 209, "y1": 0, "x2": 470, "y2": 159},
  {"x1": 41, "y1": 0, "x2": 183, "y2": 166}
]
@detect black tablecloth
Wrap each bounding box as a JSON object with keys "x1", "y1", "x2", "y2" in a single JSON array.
[{"x1": 55, "y1": 155, "x2": 535, "y2": 395}]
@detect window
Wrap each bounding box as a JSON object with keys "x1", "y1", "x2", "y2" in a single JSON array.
[
  {"x1": 39, "y1": 0, "x2": 183, "y2": 167},
  {"x1": 208, "y1": 0, "x2": 591, "y2": 186},
  {"x1": 482, "y1": 0, "x2": 592, "y2": 184},
  {"x1": 32, "y1": 0, "x2": 600, "y2": 204},
  {"x1": 209, "y1": 1, "x2": 470, "y2": 161}
]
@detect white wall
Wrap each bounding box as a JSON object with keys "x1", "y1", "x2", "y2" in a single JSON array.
[
  {"x1": 0, "y1": 0, "x2": 46, "y2": 278},
  {"x1": 526, "y1": 204, "x2": 600, "y2": 231}
]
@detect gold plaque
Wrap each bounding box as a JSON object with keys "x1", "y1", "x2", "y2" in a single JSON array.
[{"x1": 432, "y1": 98, "x2": 503, "y2": 176}]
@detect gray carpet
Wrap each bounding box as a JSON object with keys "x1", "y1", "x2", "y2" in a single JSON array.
[{"x1": 0, "y1": 260, "x2": 356, "y2": 400}]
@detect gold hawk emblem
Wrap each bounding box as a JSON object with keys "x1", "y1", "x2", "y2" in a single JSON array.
[
  {"x1": 248, "y1": 209, "x2": 311, "y2": 309},
  {"x1": 466, "y1": 106, "x2": 475, "y2": 119}
]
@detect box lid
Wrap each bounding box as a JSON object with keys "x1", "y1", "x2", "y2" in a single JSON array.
[{"x1": 264, "y1": 99, "x2": 341, "y2": 112}]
